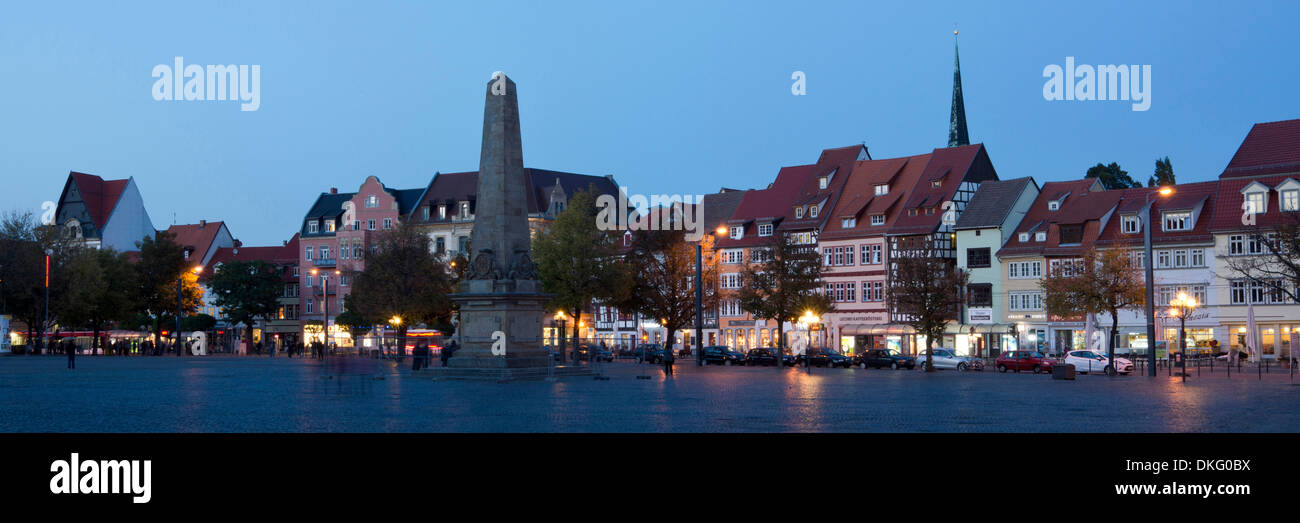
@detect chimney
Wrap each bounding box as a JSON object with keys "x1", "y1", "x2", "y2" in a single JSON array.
[
  {"x1": 199, "y1": 219, "x2": 206, "y2": 228},
  {"x1": 330, "y1": 187, "x2": 338, "y2": 194},
  {"x1": 233, "y1": 239, "x2": 243, "y2": 248}
]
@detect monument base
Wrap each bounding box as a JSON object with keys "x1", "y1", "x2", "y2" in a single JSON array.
[{"x1": 443, "y1": 278, "x2": 559, "y2": 380}]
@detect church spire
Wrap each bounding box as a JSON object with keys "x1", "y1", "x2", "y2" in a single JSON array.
[{"x1": 948, "y1": 29, "x2": 970, "y2": 147}]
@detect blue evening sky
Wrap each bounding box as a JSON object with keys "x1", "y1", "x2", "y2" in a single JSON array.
[{"x1": 2, "y1": 0, "x2": 1296, "y2": 246}]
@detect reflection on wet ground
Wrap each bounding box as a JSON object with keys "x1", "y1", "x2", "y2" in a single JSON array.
[{"x1": 1, "y1": 356, "x2": 1297, "y2": 432}]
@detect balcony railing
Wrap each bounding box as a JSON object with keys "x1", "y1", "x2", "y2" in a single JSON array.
[{"x1": 313, "y1": 258, "x2": 337, "y2": 267}]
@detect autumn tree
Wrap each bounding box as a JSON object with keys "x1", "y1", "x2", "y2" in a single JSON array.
[
  {"x1": 619, "y1": 226, "x2": 719, "y2": 370},
  {"x1": 208, "y1": 259, "x2": 283, "y2": 350},
  {"x1": 1042, "y1": 248, "x2": 1145, "y2": 372},
  {"x1": 533, "y1": 189, "x2": 632, "y2": 357},
  {"x1": 735, "y1": 233, "x2": 827, "y2": 358},
  {"x1": 888, "y1": 255, "x2": 968, "y2": 371},
  {"x1": 347, "y1": 222, "x2": 454, "y2": 359},
  {"x1": 134, "y1": 231, "x2": 204, "y2": 352}
]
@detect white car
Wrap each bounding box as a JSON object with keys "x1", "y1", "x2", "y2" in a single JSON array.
[
  {"x1": 1063, "y1": 350, "x2": 1133, "y2": 375},
  {"x1": 915, "y1": 348, "x2": 975, "y2": 371}
]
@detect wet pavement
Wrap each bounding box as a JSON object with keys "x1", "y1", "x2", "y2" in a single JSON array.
[{"x1": 1, "y1": 355, "x2": 1297, "y2": 432}]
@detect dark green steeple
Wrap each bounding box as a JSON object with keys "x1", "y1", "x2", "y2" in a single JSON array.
[{"x1": 948, "y1": 30, "x2": 970, "y2": 147}]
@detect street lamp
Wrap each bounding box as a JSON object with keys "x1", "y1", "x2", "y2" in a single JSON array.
[
  {"x1": 695, "y1": 225, "x2": 729, "y2": 366},
  {"x1": 177, "y1": 265, "x2": 201, "y2": 356},
  {"x1": 1169, "y1": 291, "x2": 1198, "y2": 383},
  {"x1": 43, "y1": 249, "x2": 52, "y2": 355},
  {"x1": 388, "y1": 315, "x2": 402, "y2": 359},
  {"x1": 1142, "y1": 185, "x2": 1174, "y2": 376},
  {"x1": 799, "y1": 310, "x2": 819, "y2": 374},
  {"x1": 554, "y1": 310, "x2": 567, "y2": 363}
]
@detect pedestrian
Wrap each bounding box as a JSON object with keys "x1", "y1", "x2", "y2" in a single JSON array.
[
  {"x1": 663, "y1": 344, "x2": 675, "y2": 376},
  {"x1": 66, "y1": 339, "x2": 76, "y2": 370},
  {"x1": 441, "y1": 340, "x2": 455, "y2": 367}
]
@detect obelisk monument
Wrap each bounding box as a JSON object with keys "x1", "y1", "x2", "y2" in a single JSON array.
[{"x1": 443, "y1": 73, "x2": 553, "y2": 378}]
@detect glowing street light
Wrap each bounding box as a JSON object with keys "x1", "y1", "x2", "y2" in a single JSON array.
[
  {"x1": 799, "y1": 310, "x2": 820, "y2": 373},
  {"x1": 1169, "y1": 291, "x2": 1198, "y2": 382},
  {"x1": 1142, "y1": 185, "x2": 1175, "y2": 376}
]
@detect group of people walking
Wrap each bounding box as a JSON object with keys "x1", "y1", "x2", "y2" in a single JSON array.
[{"x1": 411, "y1": 339, "x2": 458, "y2": 370}]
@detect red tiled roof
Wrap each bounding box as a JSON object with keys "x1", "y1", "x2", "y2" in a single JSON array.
[
  {"x1": 998, "y1": 178, "x2": 1118, "y2": 257},
  {"x1": 1210, "y1": 175, "x2": 1300, "y2": 233},
  {"x1": 1095, "y1": 181, "x2": 1219, "y2": 247},
  {"x1": 166, "y1": 222, "x2": 227, "y2": 267},
  {"x1": 715, "y1": 164, "x2": 817, "y2": 249},
  {"x1": 779, "y1": 145, "x2": 866, "y2": 232},
  {"x1": 69, "y1": 172, "x2": 129, "y2": 230},
  {"x1": 887, "y1": 144, "x2": 994, "y2": 236},
  {"x1": 1221, "y1": 119, "x2": 1300, "y2": 179},
  {"x1": 819, "y1": 154, "x2": 929, "y2": 240}
]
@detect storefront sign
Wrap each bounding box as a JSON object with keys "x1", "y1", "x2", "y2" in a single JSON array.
[
  {"x1": 968, "y1": 308, "x2": 993, "y2": 324},
  {"x1": 728, "y1": 320, "x2": 757, "y2": 327}
]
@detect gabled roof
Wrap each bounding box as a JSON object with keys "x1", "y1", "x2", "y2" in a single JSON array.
[
  {"x1": 998, "y1": 178, "x2": 1119, "y2": 257},
  {"x1": 1096, "y1": 181, "x2": 1219, "y2": 247},
  {"x1": 1220, "y1": 119, "x2": 1300, "y2": 179},
  {"x1": 887, "y1": 144, "x2": 997, "y2": 236},
  {"x1": 202, "y1": 233, "x2": 300, "y2": 284},
  {"x1": 67, "y1": 172, "x2": 130, "y2": 230},
  {"x1": 701, "y1": 189, "x2": 747, "y2": 236},
  {"x1": 410, "y1": 168, "x2": 618, "y2": 222},
  {"x1": 954, "y1": 177, "x2": 1036, "y2": 230},
  {"x1": 1211, "y1": 174, "x2": 1300, "y2": 233},
  {"x1": 166, "y1": 221, "x2": 228, "y2": 266},
  {"x1": 778, "y1": 145, "x2": 868, "y2": 232},
  {"x1": 818, "y1": 154, "x2": 929, "y2": 240},
  {"x1": 716, "y1": 164, "x2": 817, "y2": 249}
]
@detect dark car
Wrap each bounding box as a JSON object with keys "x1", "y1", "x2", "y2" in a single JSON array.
[
  {"x1": 853, "y1": 348, "x2": 916, "y2": 370},
  {"x1": 634, "y1": 344, "x2": 666, "y2": 364},
  {"x1": 798, "y1": 347, "x2": 853, "y2": 368},
  {"x1": 745, "y1": 348, "x2": 778, "y2": 366},
  {"x1": 702, "y1": 346, "x2": 746, "y2": 366}
]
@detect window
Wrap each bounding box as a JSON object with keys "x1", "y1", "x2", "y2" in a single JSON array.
[
  {"x1": 1048, "y1": 200, "x2": 1060, "y2": 211},
  {"x1": 834, "y1": 247, "x2": 844, "y2": 266},
  {"x1": 845, "y1": 245, "x2": 855, "y2": 265},
  {"x1": 1189, "y1": 249, "x2": 1204, "y2": 267},
  {"x1": 1156, "y1": 250, "x2": 1170, "y2": 269},
  {"x1": 932, "y1": 179, "x2": 943, "y2": 188},
  {"x1": 794, "y1": 207, "x2": 804, "y2": 219},
  {"x1": 383, "y1": 218, "x2": 393, "y2": 230},
  {"x1": 841, "y1": 217, "x2": 856, "y2": 229},
  {"x1": 1283, "y1": 190, "x2": 1299, "y2": 212},
  {"x1": 325, "y1": 220, "x2": 336, "y2": 232},
  {"x1": 809, "y1": 205, "x2": 818, "y2": 218},
  {"x1": 845, "y1": 282, "x2": 856, "y2": 302},
  {"x1": 1229, "y1": 235, "x2": 1244, "y2": 256},
  {"x1": 1034, "y1": 232, "x2": 1046, "y2": 242},
  {"x1": 823, "y1": 248, "x2": 834, "y2": 266},
  {"x1": 422, "y1": 206, "x2": 430, "y2": 220},
  {"x1": 352, "y1": 221, "x2": 360, "y2": 231},
  {"x1": 367, "y1": 219, "x2": 376, "y2": 231},
  {"x1": 1059, "y1": 225, "x2": 1083, "y2": 244},
  {"x1": 340, "y1": 245, "x2": 349, "y2": 260},
  {"x1": 870, "y1": 215, "x2": 884, "y2": 226},
  {"x1": 874, "y1": 184, "x2": 888, "y2": 196},
  {"x1": 723, "y1": 250, "x2": 743, "y2": 264},
  {"x1": 307, "y1": 221, "x2": 318, "y2": 234},
  {"x1": 1008, "y1": 261, "x2": 1042, "y2": 279},
  {"x1": 304, "y1": 274, "x2": 312, "y2": 287},
  {"x1": 751, "y1": 248, "x2": 770, "y2": 263},
  {"x1": 1244, "y1": 192, "x2": 1266, "y2": 214},
  {"x1": 1231, "y1": 281, "x2": 1247, "y2": 305},
  {"x1": 1162, "y1": 211, "x2": 1191, "y2": 232},
  {"x1": 757, "y1": 223, "x2": 773, "y2": 237},
  {"x1": 966, "y1": 247, "x2": 991, "y2": 268},
  {"x1": 306, "y1": 299, "x2": 314, "y2": 313},
  {"x1": 1173, "y1": 249, "x2": 1188, "y2": 268},
  {"x1": 1121, "y1": 215, "x2": 1140, "y2": 234},
  {"x1": 365, "y1": 195, "x2": 378, "y2": 208},
  {"x1": 435, "y1": 237, "x2": 445, "y2": 254},
  {"x1": 438, "y1": 205, "x2": 447, "y2": 219},
  {"x1": 870, "y1": 244, "x2": 882, "y2": 264},
  {"x1": 967, "y1": 283, "x2": 992, "y2": 307},
  {"x1": 319, "y1": 246, "x2": 330, "y2": 260},
  {"x1": 729, "y1": 226, "x2": 743, "y2": 239},
  {"x1": 460, "y1": 202, "x2": 470, "y2": 218},
  {"x1": 304, "y1": 246, "x2": 313, "y2": 260},
  {"x1": 1009, "y1": 292, "x2": 1043, "y2": 311},
  {"x1": 819, "y1": 177, "x2": 828, "y2": 190},
  {"x1": 721, "y1": 273, "x2": 742, "y2": 289},
  {"x1": 1018, "y1": 233, "x2": 1029, "y2": 242}
]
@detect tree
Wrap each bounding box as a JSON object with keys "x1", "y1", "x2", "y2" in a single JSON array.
[
  {"x1": 888, "y1": 255, "x2": 968, "y2": 372},
  {"x1": 1085, "y1": 162, "x2": 1142, "y2": 190},
  {"x1": 335, "y1": 295, "x2": 378, "y2": 350},
  {"x1": 208, "y1": 259, "x2": 282, "y2": 350},
  {"x1": 1148, "y1": 156, "x2": 1175, "y2": 187},
  {"x1": 58, "y1": 248, "x2": 137, "y2": 353},
  {"x1": 619, "y1": 227, "x2": 719, "y2": 370},
  {"x1": 735, "y1": 233, "x2": 827, "y2": 358},
  {"x1": 533, "y1": 189, "x2": 632, "y2": 355},
  {"x1": 347, "y1": 222, "x2": 454, "y2": 358},
  {"x1": 1225, "y1": 214, "x2": 1300, "y2": 305},
  {"x1": 1042, "y1": 248, "x2": 1145, "y2": 372},
  {"x1": 133, "y1": 231, "x2": 203, "y2": 352},
  {"x1": 0, "y1": 210, "x2": 77, "y2": 352}
]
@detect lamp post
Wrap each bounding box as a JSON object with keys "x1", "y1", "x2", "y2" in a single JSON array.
[
  {"x1": 389, "y1": 315, "x2": 402, "y2": 359},
  {"x1": 1169, "y1": 291, "x2": 1198, "y2": 383},
  {"x1": 43, "y1": 249, "x2": 51, "y2": 354},
  {"x1": 177, "y1": 265, "x2": 201, "y2": 356},
  {"x1": 800, "y1": 310, "x2": 819, "y2": 374},
  {"x1": 555, "y1": 310, "x2": 567, "y2": 364},
  {"x1": 696, "y1": 226, "x2": 728, "y2": 366},
  {"x1": 1142, "y1": 186, "x2": 1173, "y2": 376}
]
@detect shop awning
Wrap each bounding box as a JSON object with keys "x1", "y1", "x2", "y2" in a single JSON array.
[{"x1": 839, "y1": 324, "x2": 915, "y2": 336}]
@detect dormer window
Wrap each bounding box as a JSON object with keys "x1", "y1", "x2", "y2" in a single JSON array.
[
  {"x1": 809, "y1": 205, "x2": 819, "y2": 218},
  {"x1": 325, "y1": 220, "x2": 336, "y2": 233},
  {"x1": 1121, "y1": 215, "x2": 1140, "y2": 234},
  {"x1": 818, "y1": 177, "x2": 828, "y2": 190},
  {"x1": 794, "y1": 207, "x2": 804, "y2": 219},
  {"x1": 1241, "y1": 182, "x2": 1269, "y2": 214},
  {"x1": 841, "y1": 217, "x2": 856, "y2": 228},
  {"x1": 422, "y1": 206, "x2": 430, "y2": 220},
  {"x1": 870, "y1": 215, "x2": 885, "y2": 226},
  {"x1": 874, "y1": 184, "x2": 888, "y2": 196},
  {"x1": 1019, "y1": 232, "x2": 1029, "y2": 242},
  {"x1": 460, "y1": 202, "x2": 471, "y2": 218},
  {"x1": 1047, "y1": 200, "x2": 1060, "y2": 211},
  {"x1": 307, "y1": 221, "x2": 318, "y2": 234},
  {"x1": 931, "y1": 179, "x2": 943, "y2": 189},
  {"x1": 438, "y1": 205, "x2": 447, "y2": 219},
  {"x1": 757, "y1": 223, "x2": 773, "y2": 237},
  {"x1": 365, "y1": 195, "x2": 378, "y2": 208},
  {"x1": 1283, "y1": 189, "x2": 1299, "y2": 212},
  {"x1": 1035, "y1": 232, "x2": 1046, "y2": 242},
  {"x1": 1162, "y1": 211, "x2": 1191, "y2": 232},
  {"x1": 729, "y1": 226, "x2": 743, "y2": 240},
  {"x1": 908, "y1": 209, "x2": 919, "y2": 217}
]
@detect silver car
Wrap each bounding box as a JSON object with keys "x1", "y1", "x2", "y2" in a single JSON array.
[{"x1": 915, "y1": 348, "x2": 975, "y2": 371}]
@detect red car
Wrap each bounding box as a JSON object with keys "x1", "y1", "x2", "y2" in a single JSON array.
[{"x1": 996, "y1": 351, "x2": 1055, "y2": 373}]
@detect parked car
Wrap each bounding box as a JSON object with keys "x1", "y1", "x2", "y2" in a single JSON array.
[
  {"x1": 745, "y1": 348, "x2": 779, "y2": 366},
  {"x1": 702, "y1": 346, "x2": 746, "y2": 366},
  {"x1": 853, "y1": 349, "x2": 916, "y2": 370},
  {"x1": 634, "y1": 344, "x2": 666, "y2": 364},
  {"x1": 996, "y1": 351, "x2": 1055, "y2": 374},
  {"x1": 915, "y1": 348, "x2": 975, "y2": 371},
  {"x1": 798, "y1": 347, "x2": 853, "y2": 368},
  {"x1": 1064, "y1": 350, "x2": 1133, "y2": 375}
]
